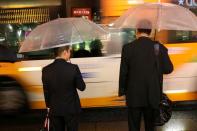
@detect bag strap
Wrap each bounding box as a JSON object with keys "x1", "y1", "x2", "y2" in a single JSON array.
[
  {"x1": 154, "y1": 42, "x2": 163, "y2": 100},
  {"x1": 154, "y1": 43, "x2": 160, "y2": 70}
]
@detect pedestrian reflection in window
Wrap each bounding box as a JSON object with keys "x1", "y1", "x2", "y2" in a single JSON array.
[
  {"x1": 90, "y1": 39, "x2": 103, "y2": 57},
  {"x1": 73, "y1": 42, "x2": 91, "y2": 58},
  {"x1": 72, "y1": 39, "x2": 103, "y2": 58}
]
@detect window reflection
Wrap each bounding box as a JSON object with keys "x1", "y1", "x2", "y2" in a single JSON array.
[
  {"x1": 0, "y1": 23, "x2": 38, "y2": 53},
  {"x1": 72, "y1": 39, "x2": 103, "y2": 58},
  {"x1": 158, "y1": 7, "x2": 197, "y2": 44}
]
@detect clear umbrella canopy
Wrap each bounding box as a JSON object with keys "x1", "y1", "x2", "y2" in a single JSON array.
[
  {"x1": 111, "y1": 2, "x2": 197, "y2": 31},
  {"x1": 19, "y1": 18, "x2": 108, "y2": 53}
]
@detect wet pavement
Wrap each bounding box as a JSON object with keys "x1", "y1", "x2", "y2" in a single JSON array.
[
  {"x1": 156, "y1": 110, "x2": 197, "y2": 131},
  {"x1": 0, "y1": 107, "x2": 197, "y2": 131}
]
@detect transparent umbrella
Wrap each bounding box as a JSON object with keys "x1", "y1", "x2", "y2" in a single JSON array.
[
  {"x1": 111, "y1": 2, "x2": 197, "y2": 31},
  {"x1": 19, "y1": 18, "x2": 108, "y2": 53}
]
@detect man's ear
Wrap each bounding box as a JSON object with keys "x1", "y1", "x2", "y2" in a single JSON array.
[{"x1": 63, "y1": 50, "x2": 68, "y2": 54}]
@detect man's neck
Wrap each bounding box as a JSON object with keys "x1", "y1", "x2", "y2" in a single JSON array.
[
  {"x1": 56, "y1": 57, "x2": 68, "y2": 61},
  {"x1": 138, "y1": 33, "x2": 149, "y2": 38},
  {"x1": 136, "y1": 32, "x2": 150, "y2": 39}
]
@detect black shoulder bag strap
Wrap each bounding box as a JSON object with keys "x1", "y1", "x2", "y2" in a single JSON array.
[{"x1": 154, "y1": 43, "x2": 163, "y2": 100}]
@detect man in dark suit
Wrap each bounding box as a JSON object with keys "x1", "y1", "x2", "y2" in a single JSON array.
[
  {"x1": 42, "y1": 45, "x2": 86, "y2": 131},
  {"x1": 119, "y1": 20, "x2": 173, "y2": 131}
]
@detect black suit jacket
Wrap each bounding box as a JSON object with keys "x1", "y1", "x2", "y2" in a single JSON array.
[
  {"x1": 42, "y1": 59, "x2": 86, "y2": 116},
  {"x1": 119, "y1": 37, "x2": 173, "y2": 108}
]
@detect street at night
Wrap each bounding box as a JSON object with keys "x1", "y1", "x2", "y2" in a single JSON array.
[
  {"x1": 0, "y1": 107, "x2": 197, "y2": 131},
  {"x1": 1, "y1": 0, "x2": 197, "y2": 131}
]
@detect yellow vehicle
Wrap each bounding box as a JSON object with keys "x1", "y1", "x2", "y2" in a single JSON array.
[
  {"x1": 0, "y1": 23, "x2": 197, "y2": 114},
  {"x1": 0, "y1": 1, "x2": 197, "y2": 113}
]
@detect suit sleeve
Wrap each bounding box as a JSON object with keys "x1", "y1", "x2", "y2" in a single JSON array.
[
  {"x1": 160, "y1": 45, "x2": 174, "y2": 74},
  {"x1": 119, "y1": 45, "x2": 129, "y2": 96},
  {"x1": 75, "y1": 65, "x2": 86, "y2": 91},
  {"x1": 42, "y1": 69, "x2": 50, "y2": 107}
]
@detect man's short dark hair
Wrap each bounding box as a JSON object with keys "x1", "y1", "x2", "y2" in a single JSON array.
[
  {"x1": 54, "y1": 45, "x2": 70, "y2": 57},
  {"x1": 136, "y1": 19, "x2": 152, "y2": 35},
  {"x1": 137, "y1": 28, "x2": 152, "y2": 35}
]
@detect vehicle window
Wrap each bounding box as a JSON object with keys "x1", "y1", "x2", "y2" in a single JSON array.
[
  {"x1": 164, "y1": 30, "x2": 197, "y2": 44},
  {"x1": 0, "y1": 23, "x2": 38, "y2": 53},
  {"x1": 162, "y1": 8, "x2": 197, "y2": 44},
  {"x1": 105, "y1": 28, "x2": 136, "y2": 55},
  {"x1": 72, "y1": 28, "x2": 136, "y2": 57},
  {"x1": 0, "y1": 23, "x2": 136, "y2": 59},
  {"x1": 0, "y1": 23, "x2": 42, "y2": 60},
  {"x1": 22, "y1": 39, "x2": 104, "y2": 60},
  {"x1": 0, "y1": 23, "x2": 58, "y2": 60},
  {"x1": 72, "y1": 39, "x2": 103, "y2": 58}
]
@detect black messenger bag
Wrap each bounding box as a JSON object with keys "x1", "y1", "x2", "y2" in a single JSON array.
[{"x1": 154, "y1": 43, "x2": 172, "y2": 126}]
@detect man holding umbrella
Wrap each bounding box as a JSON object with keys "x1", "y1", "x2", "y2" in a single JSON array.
[
  {"x1": 119, "y1": 20, "x2": 173, "y2": 131},
  {"x1": 42, "y1": 45, "x2": 86, "y2": 131},
  {"x1": 19, "y1": 17, "x2": 107, "y2": 131}
]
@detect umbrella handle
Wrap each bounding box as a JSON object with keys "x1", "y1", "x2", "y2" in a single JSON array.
[
  {"x1": 48, "y1": 119, "x2": 50, "y2": 131},
  {"x1": 153, "y1": 29, "x2": 157, "y2": 41}
]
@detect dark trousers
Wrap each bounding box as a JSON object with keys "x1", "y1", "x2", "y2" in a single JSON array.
[
  {"x1": 128, "y1": 107, "x2": 155, "y2": 131},
  {"x1": 50, "y1": 115, "x2": 79, "y2": 131}
]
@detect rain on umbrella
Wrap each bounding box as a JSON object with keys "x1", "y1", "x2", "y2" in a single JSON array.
[
  {"x1": 19, "y1": 18, "x2": 108, "y2": 53},
  {"x1": 111, "y1": 2, "x2": 197, "y2": 31}
]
